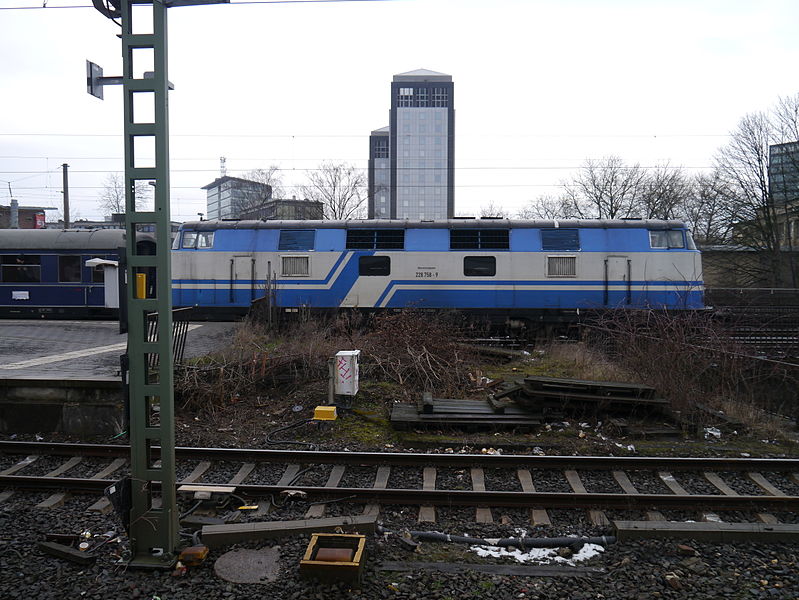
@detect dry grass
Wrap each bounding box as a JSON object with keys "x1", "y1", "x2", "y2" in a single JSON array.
[
  {"x1": 583, "y1": 310, "x2": 799, "y2": 434},
  {"x1": 717, "y1": 398, "x2": 790, "y2": 440},
  {"x1": 175, "y1": 310, "x2": 484, "y2": 413},
  {"x1": 542, "y1": 342, "x2": 633, "y2": 382}
]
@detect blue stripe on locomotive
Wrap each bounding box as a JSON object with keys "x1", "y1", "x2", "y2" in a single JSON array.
[{"x1": 382, "y1": 286, "x2": 704, "y2": 310}]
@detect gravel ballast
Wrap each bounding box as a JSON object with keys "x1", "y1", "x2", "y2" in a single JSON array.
[{"x1": 2, "y1": 491, "x2": 798, "y2": 600}]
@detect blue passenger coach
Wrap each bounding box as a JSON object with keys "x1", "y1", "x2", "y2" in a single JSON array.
[
  {"x1": 0, "y1": 229, "x2": 150, "y2": 318},
  {"x1": 171, "y1": 219, "x2": 704, "y2": 318}
]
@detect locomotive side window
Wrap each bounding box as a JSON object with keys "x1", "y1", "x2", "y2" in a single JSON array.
[
  {"x1": 546, "y1": 255, "x2": 577, "y2": 277},
  {"x1": 541, "y1": 229, "x2": 580, "y2": 251},
  {"x1": 450, "y1": 229, "x2": 509, "y2": 249},
  {"x1": 359, "y1": 255, "x2": 390, "y2": 276},
  {"x1": 58, "y1": 255, "x2": 82, "y2": 283},
  {"x1": 464, "y1": 256, "x2": 496, "y2": 276},
  {"x1": 1, "y1": 255, "x2": 41, "y2": 283},
  {"x1": 649, "y1": 230, "x2": 685, "y2": 249},
  {"x1": 279, "y1": 229, "x2": 315, "y2": 251},
  {"x1": 281, "y1": 255, "x2": 310, "y2": 277}
]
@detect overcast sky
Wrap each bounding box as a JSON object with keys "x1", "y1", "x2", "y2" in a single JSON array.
[{"x1": 1, "y1": 0, "x2": 797, "y2": 223}]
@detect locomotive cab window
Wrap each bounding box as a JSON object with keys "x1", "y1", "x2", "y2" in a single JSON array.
[
  {"x1": 649, "y1": 230, "x2": 685, "y2": 249},
  {"x1": 180, "y1": 232, "x2": 197, "y2": 249},
  {"x1": 197, "y1": 232, "x2": 214, "y2": 249},
  {"x1": 359, "y1": 255, "x2": 390, "y2": 276},
  {"x1": 464, "y1": 256, "x2": 496, "y2": 276},
  {"x1": 179, "y1": 231, "x2": 214, "y2": 249},
  {"x1": 1, "y1": 255, "x2": 41, "y2": 283},
  {"x1": 58, "y1": 255, "x2": 82, "y2": 283}
]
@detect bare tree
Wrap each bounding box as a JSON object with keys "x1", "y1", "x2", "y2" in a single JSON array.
[
  {"x1": 300, "y1": 162, "x2": 366, "y2": 220},
  {"x1": 678, "y1": 171, "x2": 735, "y2": 245},
  {"x1": 714, "y1": 107, "x2": 798, "y2": 286},
  {"x1": 516, "y1": 194, "x2": 571, "y2": 219},
  {"x1": 217, "y1": 166, "x2": 284, "y2": 219},
  {"x1": 98, "y1": 173, "x2": 151, "y2": 215},
  {"x1": 479, "y1": 201, "x2": 511, "y2": 218},
  {"x1": 637, "y1": 162, "x2": 692, "y2": 219},
  {"x1": 561, "y1": 156, "x2": 646, "y2": 219},
  {"x1": 244, "y1": 166, "x2": 285, "y2": 198},
  {"x1": 773, "y1": 93, "x2": 799, "y2": 141}
]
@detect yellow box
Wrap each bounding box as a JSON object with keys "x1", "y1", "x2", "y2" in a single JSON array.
[{"x1": 313, "y1": 405, "x2": 337, "y2": 421}]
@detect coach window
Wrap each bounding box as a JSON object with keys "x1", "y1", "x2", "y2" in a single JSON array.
[
  {"x1": 1, "y1": 255, "x2": 41, "y2": 283},
  {"x1": 58, "y1": 255, "x2": 82, "y2": 283},
  {"x1": 649, "y1": 230, "x2": 685, "y2": 249},
  {"x1": 359, "y1": 255, "x2": 390, "y2": 276},
  {"x1": 464, "y1": 256, "x2": 496, "y2": 276}
]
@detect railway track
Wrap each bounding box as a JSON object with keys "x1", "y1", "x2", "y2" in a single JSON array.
[{"x1": 2, "y1": 442, "x2": 799, "y2": 524}]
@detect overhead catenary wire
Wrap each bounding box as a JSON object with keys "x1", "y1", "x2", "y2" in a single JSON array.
[{"x1": 0, "y1": 0, "x2": 398, "y2": 10}]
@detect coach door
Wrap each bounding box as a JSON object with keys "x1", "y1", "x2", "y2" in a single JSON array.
[
  {"x1": 604, "y1": 256, "x2": 632, "y2": 307},
  {"x1": 230, "y1": 255, "x2": 256, "y2": 305}
]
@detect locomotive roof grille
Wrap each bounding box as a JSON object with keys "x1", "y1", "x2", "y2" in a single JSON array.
[
  {"x1": 346, "y1": 229, "x2": 405, "y2": 249},
  {"x1": 450, "y1": 228, "x2": 510, "y2": 250}
]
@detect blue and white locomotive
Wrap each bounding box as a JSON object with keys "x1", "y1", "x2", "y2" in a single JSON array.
[{"x1": 171, "y1": 219, "x2": 704, "y2": 319}]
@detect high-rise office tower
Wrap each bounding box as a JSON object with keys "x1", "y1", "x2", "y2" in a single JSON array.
[{"x1": 368, "y1": 69, "x2": 454, "y2": 219}]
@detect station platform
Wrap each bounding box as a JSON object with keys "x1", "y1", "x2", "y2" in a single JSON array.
[
  {"x1": 0, "y1": 319, "x2": 238, "y2": 435},
  {"x1": 0, "y1": 319, "x2": 236, "y2": 379}
]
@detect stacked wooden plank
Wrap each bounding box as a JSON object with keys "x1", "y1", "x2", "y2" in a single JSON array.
[
  {"x1": 390, "y1": 376, "x2": 671, "y2": 431},
  {"x1": 390, "y1": 390, "x2": 548, "y2": 430},
  {"x1": 489, "y1": 375, "x2": 669, "y2": 417}
]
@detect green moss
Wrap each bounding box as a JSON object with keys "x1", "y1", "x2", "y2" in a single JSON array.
[{"x1": 329, "y1": 395, "x2": 399, "y2": 446}]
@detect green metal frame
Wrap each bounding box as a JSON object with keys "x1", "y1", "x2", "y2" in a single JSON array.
[{"x1": 121, "y1": 0, "x2": 178, "y2": 568}]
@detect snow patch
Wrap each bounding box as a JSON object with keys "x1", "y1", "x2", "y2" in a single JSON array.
[{"x1": 469, "y1": 543, "x2": 605, "y2": 565}]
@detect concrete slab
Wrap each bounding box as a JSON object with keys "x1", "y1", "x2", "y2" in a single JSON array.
[{"x1": 213, "y1": 548, "x2": 280, "y2": 584}]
